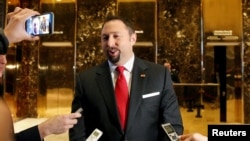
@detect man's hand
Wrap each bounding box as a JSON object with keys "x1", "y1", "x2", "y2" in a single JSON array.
[{"x1": 38, "y1": 112, "x2": 82, "y2": 139}]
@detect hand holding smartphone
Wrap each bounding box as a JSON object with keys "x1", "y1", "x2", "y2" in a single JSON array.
[{"x1": 25, "y1": 12, "x2": 54, "y2": 36}]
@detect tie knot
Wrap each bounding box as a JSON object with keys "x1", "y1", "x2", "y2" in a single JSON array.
[{"x1": 116, "y1": 66, "x2": 125, "y2": 73}]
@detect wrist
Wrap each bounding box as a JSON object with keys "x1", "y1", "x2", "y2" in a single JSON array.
[{"x1": 38, "y1": 122, "x2": 51, "y2": 139}]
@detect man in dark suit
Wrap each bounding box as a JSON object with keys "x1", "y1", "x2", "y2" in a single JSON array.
[{"x1": 69, "y1": 16, "x2": 183, "y2": 141}]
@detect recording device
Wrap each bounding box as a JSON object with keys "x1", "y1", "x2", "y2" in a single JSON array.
[
  {"x1": 161, "y1": 123, "x2": 180, "y2": 141},
  {"x1": 25, "y1": 12, "x2": 54, "y2": 36},
  {"x1": 86, "y1": 128, "x2": 103, "y2": 141}
]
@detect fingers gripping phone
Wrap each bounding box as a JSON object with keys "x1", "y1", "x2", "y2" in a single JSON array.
[
  {"x1": 25, "y1": 12, "x2": 54, "y2": 36},
  {"x1": 161, "y1": 123, "x2": 180, "y2": 141}
]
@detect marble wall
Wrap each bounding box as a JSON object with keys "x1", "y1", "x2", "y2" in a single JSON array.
[
  {"x1": 157, "y1": 0, "x2": 202, "y2": 83},
  {"x1": 76, "y1": 0, "x2": 116, "y2": 72},
  {"x1": 242, "y1": 0, "x2": 250, "y2": 123},
  {"x1": 15, "y1": 0, "x2": 40, "y2": 117}
]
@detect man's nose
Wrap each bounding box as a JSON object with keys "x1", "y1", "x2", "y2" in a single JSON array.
[{"x1": 107, "y1": 37, "x2": 115, "y2": 47}]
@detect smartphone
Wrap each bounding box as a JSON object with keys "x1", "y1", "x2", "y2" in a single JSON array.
[
  {"x1": 86, "y1": 128, "x2": 103, "y2": 141},
  {"x1": 25, "y1": 12, "x2": 54, "y2": 36},
  {"x1": 161, "y1": 123, "x2": 180, "y2": 141}
]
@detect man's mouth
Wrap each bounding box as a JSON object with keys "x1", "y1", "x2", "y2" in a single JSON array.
[{"x1": 108, "y1": 48, "x2": 119, "y2": 57}]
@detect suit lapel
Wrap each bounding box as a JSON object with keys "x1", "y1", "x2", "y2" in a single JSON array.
[
  {"x1": 95, "y1": 62, "x2": 122, "y2": 131},
  {"x1": 126, "y1": 58, "x2": 148, "y2": 132},
  {"x1": 94, "y1": 59, "x2": 149, "y2": 133}
]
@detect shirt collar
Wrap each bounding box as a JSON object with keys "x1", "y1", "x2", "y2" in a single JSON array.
[{"x1": 109, "y1": 54, "x2": 135, "y2": 73}]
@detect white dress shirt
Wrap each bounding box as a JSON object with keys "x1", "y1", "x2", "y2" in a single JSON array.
[{"x1": 109, "y1": 54, "x2": 135, "y2": 94}]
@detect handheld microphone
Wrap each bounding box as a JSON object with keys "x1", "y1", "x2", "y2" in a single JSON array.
[
  {"x1": 161, "y1": 123, "x2": 180, "y2": 141},
  {"x1": 86, "y1": 128, "x2": 103, "y2": 141}
]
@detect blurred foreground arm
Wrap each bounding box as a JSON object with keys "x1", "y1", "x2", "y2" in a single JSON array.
[
  {"x1": 15, "y1": 113, "x2": 81, "y2": 140},
  {"x1": 38, "y1": 112, "x2": 81, "y2": 138},
  {"x1": 179, "y1": 133, "x2": 208, "y2": 141}
]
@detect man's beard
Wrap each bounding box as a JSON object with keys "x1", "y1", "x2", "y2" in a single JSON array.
[
  {"x1": 108, "y1": 53, "x2": 120, "y2": 64},
  {"x1": 105, "y1": 47, "x2": 121, "y2": 64},
  {"x1": 107, "y1": 50, "x2": 120, "y2": 64}
]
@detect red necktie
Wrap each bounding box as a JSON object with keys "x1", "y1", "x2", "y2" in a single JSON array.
[{"x1": 115, "y1": 66, "x2": 129, "y2": 130}]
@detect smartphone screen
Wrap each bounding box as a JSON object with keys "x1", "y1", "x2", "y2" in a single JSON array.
[{"x1": 25, "y1": 12, "x2": 54, "y2": 36}]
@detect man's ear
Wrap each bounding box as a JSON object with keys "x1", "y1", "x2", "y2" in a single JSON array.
[{"x1": 131, "y1": 33, "x2": 137, "y2": 45}]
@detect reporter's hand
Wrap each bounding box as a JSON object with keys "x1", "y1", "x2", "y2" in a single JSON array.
[
  {"x1": 179, "y1": 133, "x2": 208, "y2": 141},
  {"x1": 38, "y1": 112, "x2": 81, "y2": 139},
  {"x1": 4, "y1": 7, "x2": 40, "y2": 43}
]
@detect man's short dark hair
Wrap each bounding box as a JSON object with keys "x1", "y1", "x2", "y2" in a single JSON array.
[{"x1": 102, "y1": 15, "x2": 135, "y2": 35}]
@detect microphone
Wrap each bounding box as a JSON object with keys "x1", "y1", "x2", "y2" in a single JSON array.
[
  {"x1": 86, "y1": 128, "x2": 103, "y2": 141},
  {"x1": 161, "y1": 123, "x2": 180, "y2": 141}
]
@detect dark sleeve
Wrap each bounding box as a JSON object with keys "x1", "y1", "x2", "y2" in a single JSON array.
[
  {"x1": 15, "y1": 125, "x2": 42, "y2": 141},
  {"x1": 69, "y1": 74, "x2": 87, "y2": 141},
  {"x1": 161, "y1": 67, "x2": 183, "y2": 135},
  {"x1": 0, "y1": 28, "x2": 9, "y2": 54}
]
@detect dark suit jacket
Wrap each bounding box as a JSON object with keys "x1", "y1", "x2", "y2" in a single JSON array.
[
  {"x1": 69, "y1": 57, "x2": 183, "y2": 141},
  {"x1": 15, "y1": 126, "x2": 41, "y2": 141}
]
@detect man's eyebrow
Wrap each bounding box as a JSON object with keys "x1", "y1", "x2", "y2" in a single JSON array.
[{"x1": 101, "y1": 34, "x2": 108, "y2": 37}]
